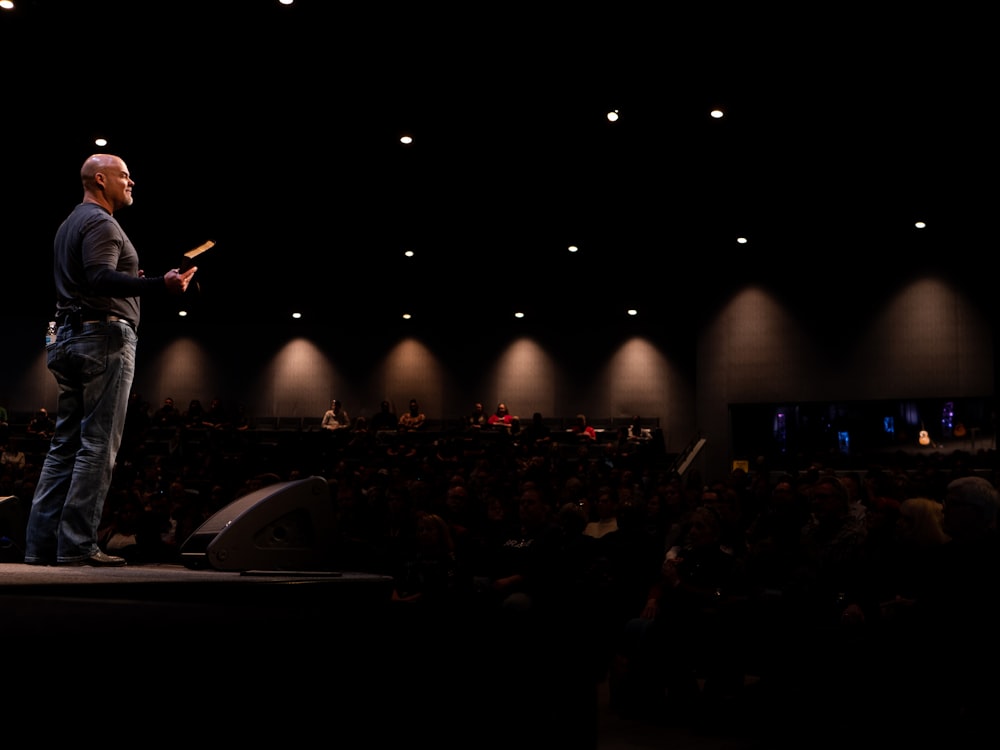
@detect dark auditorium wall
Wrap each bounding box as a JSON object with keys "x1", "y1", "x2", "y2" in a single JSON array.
[
  {"x1": 697, "y1": 277, "x2": 995, "y2": 471},
  {"x1": 3, "y1": 274, "x2": 993, "y2": 478},
  {"x1": 2, "y1": 315, "x2": 699, "y2": 454}
]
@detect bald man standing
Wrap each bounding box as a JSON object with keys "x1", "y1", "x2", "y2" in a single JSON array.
[{"x1": 24, "y1": 154, "x2": 197, "y2": 567}]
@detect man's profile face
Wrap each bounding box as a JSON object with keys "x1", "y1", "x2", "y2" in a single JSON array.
[{"x1": 99, "y1": 158, "x2": 134, "y2": 210}]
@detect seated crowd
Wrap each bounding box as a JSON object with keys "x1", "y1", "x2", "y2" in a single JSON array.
[{"x1": 2, "y1": 395, "x2": 999, "y2": 743}]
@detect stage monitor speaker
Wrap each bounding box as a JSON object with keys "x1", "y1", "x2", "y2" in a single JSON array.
[
  {"x1": 179, "y1": 475, "x2": 335, "y2": 572},
  {"x1": 0, "y1": 495, "x2": 27, "y2": 563}
]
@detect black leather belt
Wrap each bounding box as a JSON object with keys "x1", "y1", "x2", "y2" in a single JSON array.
[
  {"x1": 56, "y1": 310, "x2": 135, "y2": 331},
  {"x1": 82, "y1": 314, "x2": 135, "y2": 330}
]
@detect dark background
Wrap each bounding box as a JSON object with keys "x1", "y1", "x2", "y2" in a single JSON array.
[
  {"x1": 1, "y1": 2, "x2": 992, "y2": 335},
  {"x1": 1, "y1": 3, "x2": 994, "y2": 474}
]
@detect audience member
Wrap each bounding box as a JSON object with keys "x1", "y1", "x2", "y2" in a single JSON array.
[
  {"x1": 436, "y1": 483, "x2": 478, "y2": 554},
  {"x1": 397, "y1": 399, "x2": 426, "y2": 432},
  {"x1": 369, "y1": 480, "x2": 418, "y2": 575},
  {"x1": 569, "y1": 413, "x2": 596, "y2": 442},
  {"x1": 466, "y1": 492, "x2": 518, "y2": 581},
  {"x1": 390, "y1": 511, "x2": 473, "y2": 617},
  {"x1": 632, "y1": 487, "x2": 671, "y2": 560},
  {"x1": 839, "y1": 471, "x2": 867, "y2": 523},
  {"x1": 517, "y1": 412, "x2": 552, "y2": 454},
  {"x1": 644, "y1": 478, "x2": 688, "y2": 558},
  {"x1": 1, "y1": 438, "x2": 27, "y2": 475},
  {"x1": 183, "y1": 399, "x2": 206, "y2": 429},
  {"x1": 202, "y1": 397, "x2": 231, "y2": 430},
  {"x1": 627, "y1": 415, "x2": 650, "y2": 442},
  {"x1": 384, "y1": 438, "x2": 419, "y2": 471},
  {"x1": 595, "y1": 496, "x2": 665, "y2": 682},
  {"x1": 612, "y1": 505, "x2": 749, "y2": 719},
  {"x1": 700, "y1": 481, "x2": 747, "y2": 560},
  {"x1": 322, "y1": 398, "x2": 351, "y2": 431},
  {"x1": 759, "y1": 474, "x2": 871, "y2": 735},
  {"x1": 466, "y1": 401, "x2": 488, "y2": 430},
  {"x1": 369, "y1": 400, "x2": 398, "y2": 432},
  {"x1": 151, "y1": 396, "x2": 181, "y2": 429},
  {"x1": 918, "y1": 475, "x2": 1000, "y2": 736},
  {"x1": 26, "y1": 408, "x2": 55, "y2": 439},
  {"x1": 789, "y1": 475, "x2": 868, "y2": 616},
  {"x1": 812, "y1": 476, "x2": 1000, "y2": 745},
  {"x1": 583, "y1": 485, "x2": 619, "y2": 539},
  {"x1": 850, "y1": 496, "x2": 949, "y2": 629},
  {"x1": 475, "y1": 482, "x2": 564, "y2": 618},
  {"x1": 487, "y1": 402, "x2": 516, "y2": 432},
  {"x1": 744, "y1": 475, "x2": 812, "y2": 595},
  {"x1": 230, "y1": 402, "x2": 251, "y2": 432},
  {"x1": 344, "y1": 416, "x2": 372, "y2": 455}
]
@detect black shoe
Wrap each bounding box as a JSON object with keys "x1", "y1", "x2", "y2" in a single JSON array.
[{"x1": 63, "y1": 550, "x2": 127, "y2": 567}]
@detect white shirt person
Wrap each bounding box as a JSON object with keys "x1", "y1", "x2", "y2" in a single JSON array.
[{"x1": 322, "y1": 399, "x2": 350, "y2": 430}]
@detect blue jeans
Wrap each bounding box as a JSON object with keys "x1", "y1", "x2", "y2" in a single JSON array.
[{"x1": 24, "y1": 320, "x2": 137, "y2": 564}]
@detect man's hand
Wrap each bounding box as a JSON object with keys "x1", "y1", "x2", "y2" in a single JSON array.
[{"x1": 165, "y1": 266, "x2": 198, "y2": 294}]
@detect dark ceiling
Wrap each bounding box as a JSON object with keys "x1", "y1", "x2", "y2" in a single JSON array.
[{"x1": 1, "y1": 2, "x2": 992, "y2": 335}]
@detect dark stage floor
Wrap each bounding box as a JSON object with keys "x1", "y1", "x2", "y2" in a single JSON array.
[
  {"x1": 1, "y1": 563, "x2": 419, "y2": 740},
  {"x1": 0, "y1": 561, "x2": 770, "y2": 749}
]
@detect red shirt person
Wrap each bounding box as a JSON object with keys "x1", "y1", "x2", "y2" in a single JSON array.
[
  {"x1": 488, "y1": 402, "x2": 515, "y2": 430},
  {"x1": 570, "y1": 413, "x2": 596, "y2": 441}
]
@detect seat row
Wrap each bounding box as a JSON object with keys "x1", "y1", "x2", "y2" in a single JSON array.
[{"x1": 252, "y1": 415, "x2": 660, "y2": 434}]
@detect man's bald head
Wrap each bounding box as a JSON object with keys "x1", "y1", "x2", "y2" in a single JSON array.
[
  {"x1": 79, "y1": 153, "x2": 133, "y2": 212},
  {"x1": 81, "y1": 153, "x2": 123, "y2": 186}
]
